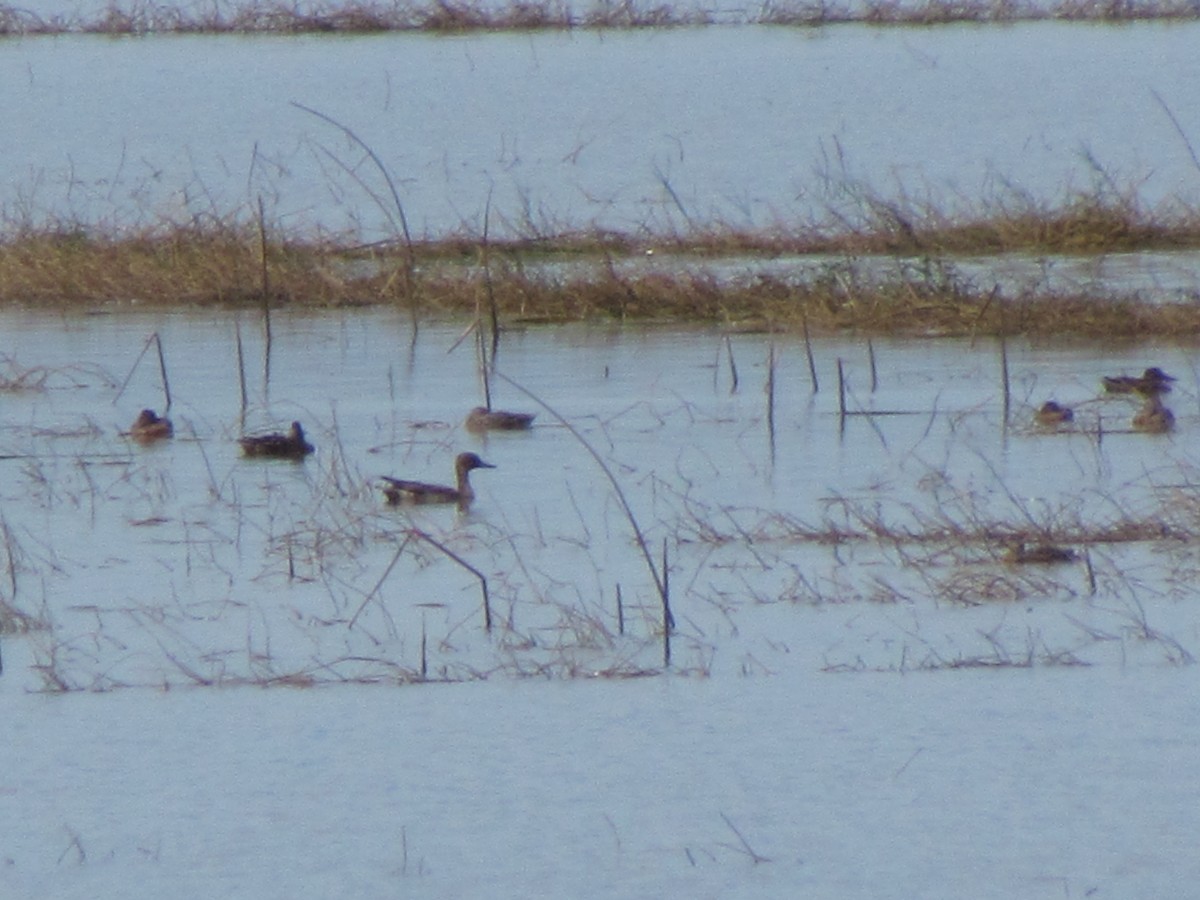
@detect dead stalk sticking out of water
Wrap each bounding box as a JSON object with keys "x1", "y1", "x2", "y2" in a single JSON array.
[
  {"x1": 495, "y1": 373, "x2": 672, "y2": 653},
  {"x1": 350, "y1": 528, "x2": 493, "y2": 634},
  {"x1": 836, "y1": 357, "x2": 847, "y2": 424},
  {"x1": 999, "y1": 335, "x2": 1011, "y2": 428},
  {"x1": 724, "y1": 333, "x2": 739, "y2": 393},
  {"x1": 765, "y1": 340, "x2": 777, "y2": 460},
  {"x1": 235, "y1": 320, "x2": 249, "y2": 423},
  {"x1": 802, "y1": 309, "x2": 819, "y2": 392},
  {"x1": 256, "y1": 196, "x2": 273, "y2": 386},
  {"x1": 290, "y1": 100, "x2": 417, "y2": 329},
  {"x1": 115, "y1": 331, "x2": 172, "y2": 412}
]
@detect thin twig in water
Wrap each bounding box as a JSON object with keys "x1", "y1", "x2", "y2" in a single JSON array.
[
  {"x1": 349, "y1": 532, "x2": 413, "y2": 631},
  {"x1": 725, "y1": 333, "x2": 739, "y2": 393},
  {"x1": 836, "y1": 358, "x2": 847, "y2": 422},
  {"x1": 1152, "y1": 89, "x2": 1200, "y2": 176},
  {"x1": 802, "y1": 309, "x2": 818, "y2": 393},
  {"x1": 999, "y1": 335, "x2": 1011, "y2": 428},
  {"x1": 765, "y1": 340, "x2": 776, "y2": 459},
  {"x1": 482, "y1": 187, "x2": 501, "y2": 365},
  {"x1": 410, "y1": 529, "x2": 493, "y2": 633},
  {"x1": 234, "y1": 321, "x2": 248, "y2": 424},
  {"x1": 718, "y1": 812, "x2": 771, "y2": 864},
  {"x1": 495, "y1": 373, "x2": 668, "y2": 609},
  {"x1": 114, "y1": 331, "x2": 171, "y2": 411}
]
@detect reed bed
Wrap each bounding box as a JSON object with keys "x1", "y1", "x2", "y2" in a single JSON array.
[
  {"x1": 2, "y1": 0, "x2": 1198, "y2": 35},
  {"x1": 5, "y1": 195, "x2": 1200, "y2": 337}
]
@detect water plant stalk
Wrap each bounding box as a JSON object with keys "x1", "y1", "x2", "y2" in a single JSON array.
[{"x1": 495, "y1": 373, "x2": 670, "y2": 613}]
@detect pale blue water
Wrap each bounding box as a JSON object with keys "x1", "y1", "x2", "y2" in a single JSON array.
[
  {"x1": 3, "y1": 19, "x2": 1200, "y2": 898},
  {"x1": 1, "y1": 23, "x2": 1199, "y2": 241}
]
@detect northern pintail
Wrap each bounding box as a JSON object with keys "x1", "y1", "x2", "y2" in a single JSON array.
[
  {"x1": 239, "y1": 421, "x2": 315, "y2": 460},
  {"x1": 465, "y1": 406, "x2": 536, "y2": 432},
  {"x1": 129, "y1": 409, "x2": 173, "y2": 442},
  {"x1": 380, "y1": 452, "x2": 495, "y2": 506},
  {"x1": 1102, "y1": 367, "x2": 1176, "y2": 396},
  {"x1": 1033, "y1": 401, "x2": 1073, "y2": 427}
]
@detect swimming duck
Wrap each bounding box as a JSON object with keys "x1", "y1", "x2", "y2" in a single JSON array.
[
  {"x1": 129, "y1": 408, "x2": 173, "y2": 442},
  {"x1": 465, "y1": 406, "x2": 536, "y2": 432},
  {"x1": 1005, "y1": 542, "x2": 1078, "y2": 565},
  {"x1": 1033, "y1": 401, "x2": 1074, "y2": 427},
  {"x1": 380, "y1": 452, "x2": 495, "y2": 506},
  {"x1": 1102, "y1": 366, "x2": 1176, "y2": 396},
  {"x1": 1132, "y1": 396, "x2": 1175, "y2": 434},
  {"x1": 239, "y1": 421, "x2": 315, "y2": 460}
]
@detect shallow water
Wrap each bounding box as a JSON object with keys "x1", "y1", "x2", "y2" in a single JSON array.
[
  {"x1": 1, "y1": 311, "x2": 1199, "y2": 897},
  {"x1": 4, "y1": 658, "x2": 1200, "y2": 898},
  {"x1": 5, "y1": 18, "x2": 1200, "y2": 896},
  {"x1": 0, "y1": 309, "x2": 1195, "y2": 688},
  {"x1": 3, "y1": 22, "x2": 1200, "y2": 241}
]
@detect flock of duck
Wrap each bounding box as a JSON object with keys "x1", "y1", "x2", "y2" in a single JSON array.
[
  {"x1": 126, "y1": 405, "x2": 536, "y2": 508},
  {"x1": 122, "y1": 366, "x2": 1176, "y2": 512},
  {"x1": 1035, "y1": 367, "x2": 1178, "y2": 433}
]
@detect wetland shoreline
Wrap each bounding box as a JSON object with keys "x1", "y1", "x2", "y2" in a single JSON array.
[{"x1": 7, "y1": 200, "x2": 1200, "y2": 338}]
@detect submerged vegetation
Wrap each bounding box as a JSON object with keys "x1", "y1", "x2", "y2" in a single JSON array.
[
  {"x1": 4, "y1": 191, "x2": 1200, "y2": 337},
  {"x1": 2, "y1": 0, "x2": 1200, "y2": 34}
]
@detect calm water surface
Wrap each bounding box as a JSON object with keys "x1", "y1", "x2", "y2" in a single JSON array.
[
  {"x1": 2, "y1": 23, "x2": 1200, "y2": 239},
  {"x1": 3, "y1": 19, "x2": 1200, "y2": 899},
  {"x1": 2, "y1": 312, "x2": 1199, "y2": 900}
]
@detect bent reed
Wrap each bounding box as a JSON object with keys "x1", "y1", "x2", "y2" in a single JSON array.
[{"x1": 6, "y1": 194, "x2": 1200, "y2": 338}]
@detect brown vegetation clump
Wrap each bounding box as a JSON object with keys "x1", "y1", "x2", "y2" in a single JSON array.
[
  {"x1": 3, "y1": 197, "x2": 1200, "y2": 338},
  {"x1": 0, "y1": 225, "x2": 356, "y2": 308}
]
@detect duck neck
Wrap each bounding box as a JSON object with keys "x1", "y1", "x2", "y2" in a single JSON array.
[{"x1": 456, "y1": 466, "x2": 475, "y2": 501}]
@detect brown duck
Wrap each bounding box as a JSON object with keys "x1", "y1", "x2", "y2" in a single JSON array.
[
  {"x1": 465, "y1": 406, "x2": 536, "y2": 432},
  {"x1": 129, "y1": 409, "x2": 173, "y2": 442},
  {"x1": 1131, "y1": 396, "x2": 1175, "y2": 434},
  {"x1": 1033, "y1": 401, "x2": 1073, "y2": 427},
  {"x1": 1102, "y1": 367, "x2": 1176, "y2": 396},
  {"x1": 239, "y1": 421, "x2": 315, "y2": 460}
]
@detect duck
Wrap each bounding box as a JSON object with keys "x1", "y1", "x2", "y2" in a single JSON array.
[
  {"x1": 1005, "y1": 542, "x2": 1078, "y2": 565},
  {"x1": 128, "y1": 408, "x2": 173, "y2": 442},
  {"x1": 1033, "y1": 401, "x2": 1074, "y2": 427},
  {"x1": 380, "y1": 452, "x2": 495, "y2": 506},
  {"x1": 239, "y1": 421, "x2": 315, "y2": 460},
  {"x1": 465, "y1": 406, "x2": 536, "y2": 432},
  {"x1": 1102, "y1": 366, "x2": 1176, "y2": 396},
  {"x1": 1132, "y1": 396, "x2": 1175, "y2": 434}
]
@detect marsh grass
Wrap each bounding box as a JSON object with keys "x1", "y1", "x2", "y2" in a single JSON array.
[
  {"x1": 0, "y1": 225, "x2": 357, "y2": 308},
  {"x1": 6, "y1": 191, "x2": 1200, "y2": 336},
  {"x1": 1, "y1": 0, "x2": 1198, "y2": 34}
]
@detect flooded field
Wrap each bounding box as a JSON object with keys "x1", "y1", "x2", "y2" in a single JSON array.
[
  {"x1": 1, "y1": 309, "x2": 1199, "y2": 897},
  {"x1": 5, "y1": 15, "x2": 1200, "y2": 900},
  {"x1": 0, "y1": 309, "x2": 1196, "y2": 687}
]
